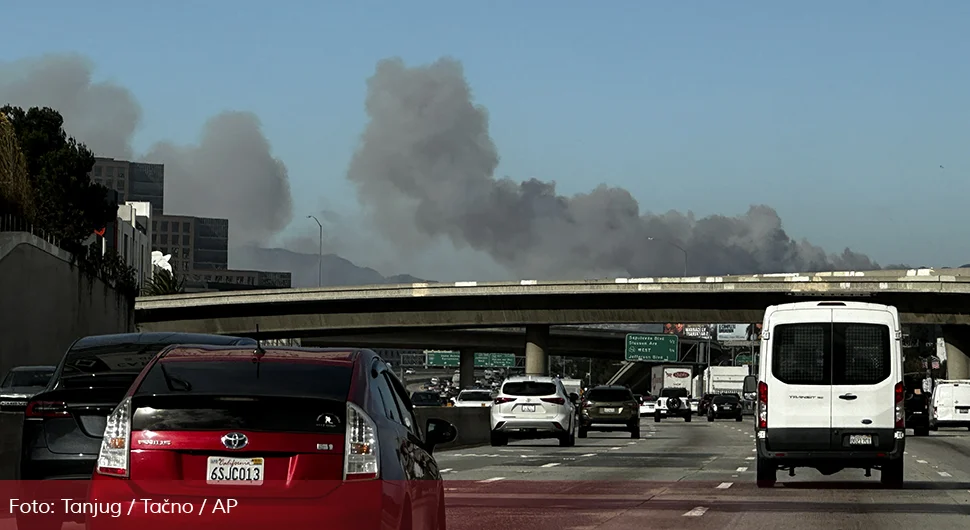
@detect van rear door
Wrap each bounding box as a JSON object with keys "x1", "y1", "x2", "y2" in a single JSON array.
[
  {"x1": 935, "y1": 381, "x2": 970, "y2": 422},
  {"x1": 830, "y1": 308, "x2": 898, "y2": 452},
  {"x1": 764, "y1": 307, "x2": 832, "y2": 451}
]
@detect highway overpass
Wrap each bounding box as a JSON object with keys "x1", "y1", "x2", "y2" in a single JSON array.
[{"x1": 134, "y1": 267, "x2": 970, "y2": 378}]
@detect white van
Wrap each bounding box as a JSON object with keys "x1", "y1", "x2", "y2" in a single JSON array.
[
  {"x1": 930, "y1": 380, "x2": 970, "y2": 430},
  {"x1": 753, "y1": 301, "x2": 905, "y2": 488}
]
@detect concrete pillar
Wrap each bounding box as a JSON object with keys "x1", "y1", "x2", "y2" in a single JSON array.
[
  {"x1": 459, "y1": 348, "x2": 476, "y2": 389},
  {"x1": 941, "y1": 326, "x2": 970, "y2": 380},
  {"x1": 525, "y1": 325, "x2": 550, "y2": 376}
]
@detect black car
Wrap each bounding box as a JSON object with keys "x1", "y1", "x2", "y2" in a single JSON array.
[
  {"x1": 706, "y1": 394, "x2": 744, "y2": 422},
  {"x1": 0, "y1": 365, "x2": 56, "y2": 412},
  {"x1": 905, "y1": 388, "x2": 931, "y2": 437},
  {"x1": 20, "y1": 332, "x2": 256, "y2": 482},
  {"x1": 411, "y1": 391, "x2": 445, "y2": 407}
]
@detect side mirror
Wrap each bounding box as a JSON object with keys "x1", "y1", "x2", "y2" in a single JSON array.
[
  {"x1": 569, "y1": 392, "x2": 580, "y2": 403},
  {"x1": 742, "y1": 375, "x2": 758, "y2": 400},
  {"x1": 425, "y1": 418, "x2": 458, "y2": 452}
]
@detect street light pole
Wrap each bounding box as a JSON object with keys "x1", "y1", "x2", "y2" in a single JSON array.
[
  {"x1": 306, "y1": 215, "x2": 323, "y2": 287},
  {"x1": 647, "y1": 236, "x2": 688, "y2": 276}
]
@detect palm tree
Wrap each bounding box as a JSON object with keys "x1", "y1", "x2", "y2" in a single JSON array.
[{"x1": 142, "y1": 268, "x2": 185, "y2": 296}]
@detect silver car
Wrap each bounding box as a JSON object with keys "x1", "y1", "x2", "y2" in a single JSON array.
[{"x1": 489, "y1": 375, "x2": 579, "y2": 446}]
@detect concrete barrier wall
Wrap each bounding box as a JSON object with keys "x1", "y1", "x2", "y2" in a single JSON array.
[
  {"x1": 414, "y1": 407, "x2": 491, "y2": 450},
  {"x1": 0, "y1": 234, "x2": 134, "y2": 378}
]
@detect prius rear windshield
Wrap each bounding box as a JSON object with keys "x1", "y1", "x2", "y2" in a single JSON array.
[
  {"x1": 134, "y1": 360, "x2": 352, "y2": 400},
  {"x1": 771, "y1": 323, "x2": 892, "y2": 385}
]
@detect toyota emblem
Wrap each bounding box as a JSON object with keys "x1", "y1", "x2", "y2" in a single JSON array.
[{"x1": 221, "y1": 432, "x2": 249, "y2": 450}]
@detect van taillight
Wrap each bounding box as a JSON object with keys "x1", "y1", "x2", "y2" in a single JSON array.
[
  {"x1": 24, "y1": 401, "x2": 69, "y2": 418},
  {"x1": 894, "y1": 382, "x2": 904, "y2": 429},
  {"x1": 344, "y1": 402, "x2": 379, "y2": 481},
  {"x1": 757, "y1": 381, "x2": 768, "y2": 429},
  {"x1": 96, "y1": 398, "x2": 132, "y2": 478}
]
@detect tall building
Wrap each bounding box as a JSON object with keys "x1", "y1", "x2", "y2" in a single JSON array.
[
  {"x1": 151, "y1": 214, "x2": 229, "y2": 273},
  {"x1": 90, "y1": 158, "x2": 164, "y2": 213}
]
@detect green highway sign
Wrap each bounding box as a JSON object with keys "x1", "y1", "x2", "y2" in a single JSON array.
[
  {"x1": 424, "y1": 351, "x2": 516, "y2": 368},
  {"x1": 624, "y1": 334, "x2": 678, "y2": 362},
  {"x1": 735, "y1": 354, "x2": 753, "y2": 365}
]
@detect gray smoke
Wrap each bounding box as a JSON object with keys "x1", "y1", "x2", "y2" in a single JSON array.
[
  {"x1": 347, "y1": 57, "x2": 878, "y2": 278},
  {"x1": 0, "y1": 54, "x2": 292, "y2": 248}
]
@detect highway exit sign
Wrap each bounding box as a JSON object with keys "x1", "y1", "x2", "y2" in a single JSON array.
[
  {"x1": 424, "y1": 351, "x2": 516, "y2": 368},
  {"x1": 624, "y1": 334, "x2": 678, "y2": 362}
]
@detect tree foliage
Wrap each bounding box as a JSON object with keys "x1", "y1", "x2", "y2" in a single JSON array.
[
  {"x1": 1, "y1": 105, "x2": 118, "y2": 254},
  {"x1": 1, "y1": 105, "x2": 138, "y2": 301},
  {"x1": 142, "y1": 268, "x2": 185, "y2": 296}
]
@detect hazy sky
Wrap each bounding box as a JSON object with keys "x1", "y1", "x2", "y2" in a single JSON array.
[{"x1": 2, "y1": 1, "x2": 968, "y2": 277}]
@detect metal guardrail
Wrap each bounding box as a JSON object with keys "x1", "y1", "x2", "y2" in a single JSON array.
[{"x1": 0, "y1": 214, "x2": 60, "y2": 248}]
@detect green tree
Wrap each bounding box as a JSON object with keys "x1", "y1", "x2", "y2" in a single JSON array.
[
  {"x1": 0, "y1": 113, "x2": 35, "y2": 219},
  {"x1": 143, "y1": 268, "x2": 186, "y2": 296},
  {"x1": 1, "y1": 105, "x2": 116, "y2": 254}
]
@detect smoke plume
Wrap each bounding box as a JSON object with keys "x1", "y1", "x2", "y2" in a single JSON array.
[
  {"x1": 347, "y1": 57, "x2": 878, "y2": 278},
  {"x1": 0, "y1": 54, "x2": 292, "y2": 248}
]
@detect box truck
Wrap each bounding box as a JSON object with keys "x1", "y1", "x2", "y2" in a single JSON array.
[{"x1": 650, "y1": 365, "x2": 693, "y2": 396}]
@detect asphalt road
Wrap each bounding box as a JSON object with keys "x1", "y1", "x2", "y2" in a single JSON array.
[{"x1": 437, "y1": 418, "x2": 970, "y2": 529}]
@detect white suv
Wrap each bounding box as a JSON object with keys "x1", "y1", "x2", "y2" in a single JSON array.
[
  {"x1": 490, "y1": 376, "x2": 579, "y2": 446},
  {"x1": 653, "y1": 387, "x2": 692, "y2": 422},
  {"x1": 754, "y1": 301, "x2": 905, "y2": 488}
]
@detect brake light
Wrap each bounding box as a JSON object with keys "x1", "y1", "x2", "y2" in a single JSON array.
[
  {"x1": 96, "y1": 398, "x2": 132, "y2": 478},
  {"x1": 894, "y1": 382, "x2": 904, "y2": 429},
  {"x1": 24, "y1": 401, "x2": 69, "y2": 418},
  {"x1": 344, "y1": 402, "x2": 379, "y2": 481},
  {"x1": 541, "y1": 397, "x2": 565, "y2": 405},
  {"x1": 494, "y1": 397, "x2": 514, "y2": 405},
  {"x1": 757, "y1": 381, "x2": 768, "y2": 429}
]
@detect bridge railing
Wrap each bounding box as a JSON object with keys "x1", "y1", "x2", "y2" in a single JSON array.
[{"x1": 0, "y1": 213, "x2": 61, "y2": 248}]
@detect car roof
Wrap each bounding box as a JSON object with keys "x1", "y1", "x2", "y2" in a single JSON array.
[
  {"x1": 9, "y1": 365, "x2": 56, "y2": 372},
  {"x1": 159, "y1": 346, "x2": 359, "y2": 366},
  {"x1": 71, "y1": 332, "x2": 256, "y2": 350},
  {"x1": 503, "y1": 375, "x2": 558, "y2": 383}
]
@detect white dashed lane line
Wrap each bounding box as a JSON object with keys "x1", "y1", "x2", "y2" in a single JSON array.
[
  {"x1": 683, "y1": 507, "x2": 709, "y2": 517},
  {"x1": 440, "y1": 468, "x2": 452, "y2": 473},
  {"x1": 541, "y1": 463, "x2": 561, "y2": 468},
  {"x1": 938, "y1": 471, "x2": 952, "y2": 477},
  {"x1": 736, "y1": 467, "x2": 748, "y2": 472},
  {"x1": 580, "y1": 453, "x2": 596, "y2": 457},
  {"x1": 716, "y1": 482, "x2": 733, "y2": 489},
  {"x1": 745, "y1": 457, "x2": 755, "y2": 460},
  {"x1": 917, "y1": 460, "x2": 928, "y2": 464},
  {"x1": 479, "y1": 477, "x2": 505, "y2": 483}
]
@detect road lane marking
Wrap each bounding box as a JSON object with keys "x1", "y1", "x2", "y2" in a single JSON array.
[
  {"x1": 751, "y1": 448, "x2": 757, "y2": 452},
  {"x1": 938, "y1": 471, "x2": 952, "y2": 477},
  {"x1": 610, "y1": 447, "x2": 621, "y2": 450},
  {"x1": 440, "y1": 468, "x2": 452, "y2": 473},
  {"x1": 736, "y1": 467, "x2": 748, "y2": 472},
  {"x1": 917, "y1": 460, "x2": 928, "y2": 464},
  {"x1": 683, "y1": 507, "x2": 708, "y2": 517},
  {"x1": 745, "y1": 457, "x2": 755, "y2": 460},
  {"x1": 541, "y1": 463, "x2": 561, "y2": 468},
  {"x1": 627, "y1": 442, "x2": 636, "y2": 445},
  {"x1": 716, "y1": 482, "x2": 733, "y2": 489},
  {"x1": 479, "y1": 477, "x2": 505, "y2": 483},
  {"x1": 580, "y1": 453, "x2": 596, "y2": 457}
]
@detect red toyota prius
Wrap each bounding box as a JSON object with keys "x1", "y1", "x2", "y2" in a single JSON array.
[{"x1": 86, "y1": 345, "x2": 457, "y2": 530}]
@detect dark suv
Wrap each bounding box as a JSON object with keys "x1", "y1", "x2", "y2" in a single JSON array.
[
  {"x1": 579, "y1": 385, "x2": 640, "y2": 439},
  {"x1": 83, "y1": 345, "x2": 457, "y2": 530},
  {"x1": 706, "y1": 394, "x2": 744, "y2": 422}
]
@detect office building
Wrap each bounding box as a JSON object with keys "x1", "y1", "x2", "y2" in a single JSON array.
[
  {"x1": 90, "y1": 158, "x2": 164, "y2": 214},
  {"x1": 151, "y1": 214, "x2": 229, "y2": 273}
]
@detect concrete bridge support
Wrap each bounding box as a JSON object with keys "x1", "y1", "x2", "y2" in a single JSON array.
[
  {"x1": 941, "y1": 326, "x2": 970, "y2": 380},
  {"x1": 459, "y1": 348, "x2": 476, "y2": 389},
  {"x1": 525, "y1": 325, "x2": 550, "y2": 376}
]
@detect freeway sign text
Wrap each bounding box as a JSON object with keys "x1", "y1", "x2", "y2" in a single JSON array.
[
  {"x1": 625, "y1": 334, "x2": 678, "y2": 362},
  {"x1": 424, "y1": 351, "x2": 516, "y2": 368}
]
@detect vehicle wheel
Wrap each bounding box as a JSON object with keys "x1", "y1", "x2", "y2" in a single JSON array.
[
  {"x1": 654, "y1": 412, "x2": 661, "y2": 423},
  {"x1": 707, "y1": 414, "x2": 714, "y2": 422},
  {"x1": 490, "y1": 431, "x2": 507, "y2": 446},
  {"x1": 560, "y1": 428, "x2": 576, "y2": 447},
  {"x1": 756, "y1": 456, "x2": 776, "y2": 488},
  {"x1": 914, "y1": 427, "x2": 930, "y2": 437},
  {"x1": 436, "y1": 489, "x2": 447, "y2": 530},
  {"x1": 880, "y1": 459, "x2": 904, "y2": 488},
  {"x1": 685, "y1": 413, "x2": 692, "y2": 422},
  {"x1": 735, "y1": 415, "x2": 743, "y2": 422},
  {"x1": 578, "y1": 428, "x2": 588, "y2": 438},
  {"x1": 930, "y1": 423, "x2": 938, "y2": 431}
]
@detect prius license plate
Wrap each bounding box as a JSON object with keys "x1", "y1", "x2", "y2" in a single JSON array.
[
  {"x1": 521, "y1": 405, "x2": 536, "y2": 412},
  {"x1": 602, "y1": 407, "x2": 617, "y2": 413},
  {"x1": 848, "y1": 435, "x2": 872, "y2": 445},
  {"x1": 207, "y1": 456, "x2": 264, "y2": 485}
]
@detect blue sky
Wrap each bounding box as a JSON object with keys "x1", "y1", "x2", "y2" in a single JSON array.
[{"x1": 3, "y1": 1, "x2": 969, "y2": 272}]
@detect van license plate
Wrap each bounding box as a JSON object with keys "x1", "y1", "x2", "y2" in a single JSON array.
[
  {"x1": 848, "y1": 435, "x2": 872, "y2": 445},
  {"x1": 602, "y1": 407, "x2": 617, "y2": 413},
  {"x1": 521, "y1": 405, "x2": 536, "y2": 412},
  {"x1": 207, "y1": 456, "x2": 264, "y2": 485}
]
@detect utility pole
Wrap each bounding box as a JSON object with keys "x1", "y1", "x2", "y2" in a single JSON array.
[
  {"x1": 647, "y1": 237, "x2": 688, "y2": 276},
  {"x1": 306, "y1": 215, "x2": 323, "y2": 287}
]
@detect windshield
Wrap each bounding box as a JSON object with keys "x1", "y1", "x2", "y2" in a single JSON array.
[
  {"x1": 713, "y1": 395, "x2": 740, "y2": 405},
  {"x1": 459, "y1": 391, "x2": 492, "y2": 401},
  {"x1": 60, "y1": 343, "x2": 167, "y2": 378},
  {"x1": 660, "y1": 388, "x2": 689, "y2": 398},
  {"x1": 1, "y1": 369, "x2": 54, "y2": 388},
  {"x1": 134, "y1": 360, "x2": 352, "y2": 399},
  {"x1": 503, "y1": 382, "x2": 558, "y2": 397},
  {"x1": 586, "y1": 388, "x2": 633, "y2": 402}
]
